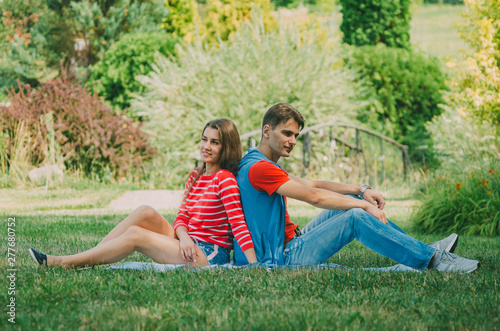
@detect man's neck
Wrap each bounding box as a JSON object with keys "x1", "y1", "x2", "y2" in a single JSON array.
[{"x1": 256, "y1": 144, "x2": 280, "y2": 163}]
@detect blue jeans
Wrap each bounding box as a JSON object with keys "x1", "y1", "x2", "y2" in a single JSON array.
[{"x1": 283, "y1": 204, "x2": 436, "y2": 270}]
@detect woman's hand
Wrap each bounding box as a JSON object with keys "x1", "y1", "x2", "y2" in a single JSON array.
[
  {"x1": 176, "y1": 227, "x2": 199, "y2": 262},
  {"x1": 179, "y1": 236, "x2": 199, "y2": 262}
]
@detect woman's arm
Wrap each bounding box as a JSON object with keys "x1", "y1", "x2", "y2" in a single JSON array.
[
  {"x1": 242, "y1": 247, "x2": 257, "y2": 264},
  {"x1": 218, "y1": 172, "x2": 257, "y2": 260}
]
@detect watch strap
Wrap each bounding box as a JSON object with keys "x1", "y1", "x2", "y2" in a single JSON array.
[{"x1": 360, "y1": 184, "x2": 372, "y2": 199}]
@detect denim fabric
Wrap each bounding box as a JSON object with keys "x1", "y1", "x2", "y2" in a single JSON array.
[
  {"x1": 194, "y1": 240, "x2": 231, "y2": 265},
  {"x1": 283, "y1": 197, "x2": 436, "y2": 270}
]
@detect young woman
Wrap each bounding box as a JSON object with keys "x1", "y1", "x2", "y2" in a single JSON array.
[{"x1": 29, "y1": 118, "x2": 258, "y2": 268}]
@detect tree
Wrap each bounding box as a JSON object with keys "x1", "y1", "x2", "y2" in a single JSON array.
[
  {"x1": 340, "y1": 0, "x2": 411, "y2": 49},
  {"x1": 446, "y1": 0, "x2": 500, "y2": 128},
  {"x1": 0, "y1": 0, "x2": 167, "y2": 94}
]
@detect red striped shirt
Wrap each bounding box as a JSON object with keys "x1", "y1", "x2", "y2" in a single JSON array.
[{"x1": 174, "y1": 168, "x2": 254, "y2": 251}]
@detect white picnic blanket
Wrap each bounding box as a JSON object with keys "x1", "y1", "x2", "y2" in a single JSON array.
[{"x1": 107, "y1": 262, "x2": 420, "y2": 272}]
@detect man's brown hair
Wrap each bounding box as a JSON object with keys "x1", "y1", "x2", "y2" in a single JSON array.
[{"x1": 262, "y1": 103, "x2": 305, "y2": 131}]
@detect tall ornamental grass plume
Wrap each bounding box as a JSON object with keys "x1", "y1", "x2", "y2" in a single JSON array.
[
  {"x1": 412, "y1": 158, "x2": 500, "y2": 237},
  {"x1": 427, "y1": 105, "x2": 499, "y2": 166},
  {"x1": 132, "y1": 18, "x2": 364, "y2": 188}
]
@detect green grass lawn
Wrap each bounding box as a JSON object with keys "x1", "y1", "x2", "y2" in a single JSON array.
[
  {"x1": 1, "y1": 195, "x2": 499, "y2": 330},
  {"x1": 410, "y1": 4, "x2": 470, "y2": 59}
]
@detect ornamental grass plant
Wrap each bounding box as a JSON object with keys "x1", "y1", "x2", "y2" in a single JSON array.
[
  {"x1": 132, "y1": 17, "x2": 364, "y2": 188},
  {"x1": 413, "y1": 157, "x2": 500, "y2": 236}
]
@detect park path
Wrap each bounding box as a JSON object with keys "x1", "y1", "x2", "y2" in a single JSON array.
[
  {"x1": 107, "y1": 190, "x2": 308, "y2": 211},
  {"x1": 108, "y1": 190, "x2": 184, "y2": 211}
]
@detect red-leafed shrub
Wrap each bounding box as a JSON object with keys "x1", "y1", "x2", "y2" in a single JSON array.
[{"x1": 0, "y1": 70, "x2": 155, "y2": 179}]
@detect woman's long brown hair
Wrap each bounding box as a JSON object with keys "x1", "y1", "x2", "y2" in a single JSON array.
[{"x1": 183, "y1": 118, "x2": 242, "y2": 201}]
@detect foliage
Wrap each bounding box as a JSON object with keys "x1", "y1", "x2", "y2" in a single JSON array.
[
  {"x1": 162, "y1": 0, "x2": 277, "y2": 44},
  {"x1": 132, "y1": 19, "x2": 362, "y2": 188},
  {"x1": 271, "y1": 0, "x2": 302, "y2": 7},
  {"x1": 413, "y1": 157, "x2": 500, "y2": 236},
  {"x1": 427, "y1": 105, "x2": 499, "y2": 165},
  {"x1": 340, "y1": 0, "x2": 411, "y2": 49},
  {"x1": 162, "y1": 0, "x2": 202, "y2": 42},
  {"x1": 346, "y1": 44, "x2": 448, "y2": 166},
  {"x1": 0, "y1": 0, "x2": 59, "y2": 93},
  {"x1": 423, "y1": 0, "x2": 463, "y2": 3},
  {"x1": 445, "y1": 0, "x2": 500, "y2": 129},
  {"x1": 271, "y1": 0, "x2": 336, "y2": 12},
  {"x1": 0, "y1": 70, "x2": 155, "y2": 180},
  {"x1": 0, "y1": 0, "x2": 167, "y2": 93},
  {"x1": 69, "y1": 0, "x2": 168, "y2": 67},
  {"x1": 89, "y1": 32, "x2": 178, "y2": 112},
  {"x1": 203, "y1": 0, "x2": 277, "y2": 42}
]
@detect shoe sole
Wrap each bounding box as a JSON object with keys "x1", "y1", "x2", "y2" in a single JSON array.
[
  {"x1": 28, "y1": 248, "x2": 41, "y2": 265},
  {"x1": 465, "y1": 262, "x2": 481, "y2": 274},
  {"x1": 446, "y1": 234, "x2": 459, "y2": 253}
]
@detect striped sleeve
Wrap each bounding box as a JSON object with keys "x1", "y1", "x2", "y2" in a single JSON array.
[
  {"x1": 217, "y1": 171, "x2": 254, "y2": 251},
  {"x1": 173, "y1": 168, "x2": 198, "y2": 230}
]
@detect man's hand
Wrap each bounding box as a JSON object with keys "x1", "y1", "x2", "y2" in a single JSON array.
[
  {"x1": 363, "y1": 189, "x2": 386, "y2": 210},
  {"x1": 364, "y1": 203, "x2": 388, "y2": 224}
]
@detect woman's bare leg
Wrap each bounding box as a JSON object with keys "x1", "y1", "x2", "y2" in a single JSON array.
[
  {"x1": 97, "y1": 205, "x2": 175, "y2": 246},
  {"x1": 47, "y1": 226, "x2": 208, "y2": 269}
]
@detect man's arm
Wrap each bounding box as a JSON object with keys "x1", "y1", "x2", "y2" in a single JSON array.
[
  {"x1": 288, "y1": 175, "x2": 386, "y2": 210},
  {"x1": 276, "y1": 178, "x2": 388, "y2": 224}
]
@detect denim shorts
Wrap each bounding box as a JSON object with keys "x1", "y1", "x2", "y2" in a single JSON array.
[{"x1": 194, "y1": 240, "x2": 231, "y2": 265}]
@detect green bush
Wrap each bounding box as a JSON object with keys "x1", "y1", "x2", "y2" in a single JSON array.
[
  {"x1": 340, "y1": 0, "x2": 411, "y2": 49},
  {"x1": 0, "y1": 70, "x2": 156, "y2": 180},
  {"x1": 271, "y1": 0, "x2": 336, "y2": 11},
  {"x1": 90, "y1": 32, "x2": 178, "y2": 113},
  {"x1": 346, "y1": 44, "x2": 448, "y2": 166},
  {"x1": 132, "y1": 19, "x2": 363, "y2": 188},
  {"x1": 0, "y1": 0, "x2": 167, "y2": 93},
  {"x1": 412, "y1": 157, "x2": 500, "y2": 236}
]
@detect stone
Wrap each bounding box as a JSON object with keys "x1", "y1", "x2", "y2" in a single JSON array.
[{"x1": 28, "y1": 165, "x2": 64, "y2": 185}]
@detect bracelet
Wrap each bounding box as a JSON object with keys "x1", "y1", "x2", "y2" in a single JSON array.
[{"x1": 360, "y1": 184, "x2": 371, "y2": 199}]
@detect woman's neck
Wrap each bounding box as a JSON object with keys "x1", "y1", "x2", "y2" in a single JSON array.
[{"x1": 203, "y1": 164, "x2": 221, "y2": 176}]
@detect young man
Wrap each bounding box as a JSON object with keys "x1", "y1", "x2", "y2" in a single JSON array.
[{"x1": 234, "y1": 103, "x2": 480, "y2": 273}]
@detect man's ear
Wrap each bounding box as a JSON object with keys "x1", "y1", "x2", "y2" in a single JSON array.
[{"x1": 262, "y1": 124, "x2": 271, "y2": 138}]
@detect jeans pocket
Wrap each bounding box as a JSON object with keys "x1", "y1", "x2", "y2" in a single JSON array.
[{"x1": 284, "y1": 238, "x2": 301, "y2": 258}]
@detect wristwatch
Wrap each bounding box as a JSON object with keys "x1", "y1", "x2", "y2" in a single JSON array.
[{"x1": 359, "y1": 184, "x2": 372, "y2": 199}]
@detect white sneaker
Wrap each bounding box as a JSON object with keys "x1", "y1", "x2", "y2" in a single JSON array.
[
  {"x1": 430, "y1": 250, "x2": 480, "y2": 273},
  {"x1": 428, "y1": 233, "x2": 458, "y2": 253}
]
